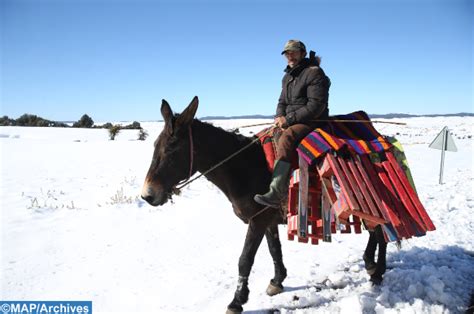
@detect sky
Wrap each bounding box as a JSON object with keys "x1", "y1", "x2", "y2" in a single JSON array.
[{"x1": 1, "y1": 0, "x2": 472, "y2": 122}]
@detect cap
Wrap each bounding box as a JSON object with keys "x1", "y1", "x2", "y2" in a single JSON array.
[{"x1": 281, "y1": 40, "x2": 306, "y2": 55}]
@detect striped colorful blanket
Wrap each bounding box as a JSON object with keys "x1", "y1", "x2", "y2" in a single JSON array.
[{"x1": 297, "y1": 111, "x2": 392, "y2": 165}]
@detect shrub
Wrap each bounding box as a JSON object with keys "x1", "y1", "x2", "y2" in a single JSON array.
[
  {"x1": 109, "y1": 125, "x2": 121, "y2": 140},
  {"x1": 130, "y1": 121, "x2": 141, "y2": 129},
  {"x1": 50, "y1": 121, "x2": 69, "y2": 127},
  {"x1": 121, "y1": 121, "x2": 141, "y2": 129},
  {"x1": 0, "y1": 115, "x2": 14, "y2": 126},
  {"x1": 4, "y1": 114, "x2": 67, "y2": 127},
  {"x1": 138, "y1": 128, "x2": 148, "y2": 141},
  {"x1": 73, "y1": 114, "x2": 94, "y2": 128},
  {"x1": 16, "y1": 114, "x2": 41, "y2": 126},
  {"x1": 101, "y1": 122, "x2": 113, "y2": 129},
  {"x1": 36, "y1": 119, "x2": 50, "y2": 127}
]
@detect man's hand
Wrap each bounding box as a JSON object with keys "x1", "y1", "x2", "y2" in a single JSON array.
[{"x1": 274, "y1": 116, "x2": 287, "y2": 129}]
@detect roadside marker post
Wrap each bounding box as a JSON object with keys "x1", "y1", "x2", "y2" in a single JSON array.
[{"x1": 429, "y1": 126, "x2": 457, "y2": 184}]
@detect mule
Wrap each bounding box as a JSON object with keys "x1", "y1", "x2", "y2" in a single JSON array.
[{"x1": 141, "y1": 97, "x2": 387, "y2": 313}]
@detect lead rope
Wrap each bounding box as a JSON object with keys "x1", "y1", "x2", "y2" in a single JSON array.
[{"x1": 174, "y1": 125, "x2": 276, "y2": 192}]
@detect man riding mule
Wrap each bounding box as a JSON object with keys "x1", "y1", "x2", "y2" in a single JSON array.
[
  {"x1": 141, "y1": 40, "x2": 390, "y2": 314},
  {"x1": 254, "y1": 39, "x2": 331, "y2": 208}
]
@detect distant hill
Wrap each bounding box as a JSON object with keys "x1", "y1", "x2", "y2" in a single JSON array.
[
  {"x1": 200, "y1": 112, "x2": 474, "y2": 120},
  {"x1": 200, "y1": 114, "x2": 273, "y2": 120},
  {"x1": 367, "y1": 112, "x2": 474, "y2": 119}
]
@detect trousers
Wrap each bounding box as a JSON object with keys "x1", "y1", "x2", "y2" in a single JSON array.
[{"x1": 276, "y1": 123, "x2": 324, "y2": 162}]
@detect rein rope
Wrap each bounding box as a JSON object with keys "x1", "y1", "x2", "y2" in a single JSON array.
[
  {"x1": 172, "y1": 118, "x2": 403, "y2": 220},
  {"x1": 176, "y1": 125, "x2": 194, "y2": 186},
  {"x1": 173, "y1": 125, "x2": 276, "y2": 192},
  {"x1": 174, "y1": 117, "x2": 401, "y2": 191},
  {"x1": 235, "y1": 119, "x2": 406, "y2": 129}
]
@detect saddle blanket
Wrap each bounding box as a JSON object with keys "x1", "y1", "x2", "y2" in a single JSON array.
[
  {"x1": 297, "y1": 111, "x2": 392, "y2": 165},
  {"x1": 258, "y1": 111, "x2": 392, "y2": 170}
]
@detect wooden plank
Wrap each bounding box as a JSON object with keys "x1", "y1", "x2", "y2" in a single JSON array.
[
  {"x1": 308, "y1": 187, "x2": 321, "y2": 220},
  {"x1": 317, "y1": 155, "x2": 332, "y2": 176},
  {"x1": 340, "y1": 216, "x2": 352, "y2": 234},
  {"x1": 340, "y1": 223, "x2": 351, "y2": 233},
  {"x1": 329, "y1": 189, "x2": 349, "y2": 217},
  {"x1": 287, "y1": 186, "x2": 298, "y2": 216},
  {"x1": 321, "y1": 181, "x2": 332, "y2": 242},
  {"x1": 319, "y1": 176, "x2": 339, "y2": 239},
  {"x1": 380, "y1": 161, "x2": 427, "y2": 237},
  {"x1": 381, "y1": 159, "x2": 426, "y2": 232},
  {"x1": 373, "y1": 160, "x2": 418, "y2": 238},
  {"x1": 352, "y1": 215, "x2": 362, "y2": 233},
  {"x1": 345, "y1": 155, "x2": 383, "y2": 219},
  {"x1": 346, "y1": 209, "x2": 386, "y2": 225},
  {"x1": 314, "y1": 220, "x2": 324, "y2": 238},
  {"x1": 382, "y1": 224, "x2": 399, "y2": 242},
  {"x1": 360, "y1": 155, "x2": 409, "y2": 239},
  {"x1": 321, "y1": 177, "x2": 338, "y2": 203},
  {"x1": 336, "y1": 155, "x2": 370, "y2": 215},
  {"x1": 298, "y1": 237, "x2": 309, "y2": 243},
  {"x1": 354, "y1": 155, "x2": 392, "y2": 223},
  {"x1": 326, "y1": 153, "x2": 360, "y2": 211},
  {"x1": 337, "y1": 156, "x2": 388, "y2": 226},
  {"x1": 287, "y1": 215, "x2": 298, "y2": 233},
  {"x1": 298, "y1": 156, "x2": 309, "y2": 239},
  {"x1": 386, "y1": 151, "x2": 436, "y2": 231},
  {"x1": 310, "y1": 184, "x2": 323, "y2": 241},
  {"x1": 290, "y1": 168, "x2": 302, "y2": 188}
]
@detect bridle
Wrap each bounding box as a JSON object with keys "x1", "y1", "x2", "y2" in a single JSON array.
[
  {"x1": 173, "y1": 124, "x2": 275, "y2": 193},
  {"x1": 171, "y1": 124, "x2": 276, "y2": 220},
  {"x1": 174, "y1": 125, "x2": 194, "y2": 190}
]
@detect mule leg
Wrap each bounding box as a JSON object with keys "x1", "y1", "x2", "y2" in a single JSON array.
[
  {"x1": 363, "y1": 230, "x2": 378, "y2": 275},
  {"x1": 227, "y1": 218, "x2": 268, "y2": 314},
  {"x1": 264, "y1": 223, "x2": 287, "y2": 296},
  {"x1": 370, "y1": 225, "x2": 387, "y2": 285}
]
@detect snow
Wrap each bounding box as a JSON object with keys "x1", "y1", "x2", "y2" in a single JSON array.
[{"x1": 1, "y1": 116, "x2": 473, "y2": 313}]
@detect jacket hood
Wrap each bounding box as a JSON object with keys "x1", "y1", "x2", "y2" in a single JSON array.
[{"x1": 284, "y1": 54, "x2": 321, "y2": 75}]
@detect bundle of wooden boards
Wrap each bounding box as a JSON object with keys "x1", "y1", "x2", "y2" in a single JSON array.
[{"x1": 287, "y1": 112, "x2": 435, "y2": 244}]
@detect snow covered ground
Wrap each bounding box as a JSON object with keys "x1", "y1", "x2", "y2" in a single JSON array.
[{"x1": 1, "y1": 116, "x2": 473, "y2": 313}]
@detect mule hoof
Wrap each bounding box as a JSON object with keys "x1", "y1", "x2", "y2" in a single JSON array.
[
  {"x1": 266, "y1": 281, "x2": 284, "y2": 296},
  {"x1": 366, "y1": 264, "x2": 377, "y2": 276},
  {"x1": 226, "y1": 306, "x2": 242, "y2": 314},
  {"x1": 364, "y1": 258, "x2": 377, "y2": 276},
  {"x1": 226, "y1": 301, "x2": 243, "y2": 314},
  {"x1": 370, "y1": 275, "x2": 383, "y2": 285}
]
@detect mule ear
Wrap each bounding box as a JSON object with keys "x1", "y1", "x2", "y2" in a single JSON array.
[
  {"x1": 161, "y1": 99, "x2": 175, "y2": 135},
  {"x1": 176, "y1": 96, "x2": 199, "y2": 129},
  {"x1": 161, "y1": 99, "x2": 173, "y2": 125}
]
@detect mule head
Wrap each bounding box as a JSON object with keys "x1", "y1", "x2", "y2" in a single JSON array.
[{"x1": 141, "y1": 96, "x2": 199, "y2": 206}]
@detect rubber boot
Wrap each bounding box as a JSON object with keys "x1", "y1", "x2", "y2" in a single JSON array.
[{"x1": 254, "y1": 160, "x2": 292, "y2": 208}]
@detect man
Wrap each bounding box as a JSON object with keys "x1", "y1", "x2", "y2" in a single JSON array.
[{"x1": 254, "y1": 39, "x2": 331, "y2": 207}]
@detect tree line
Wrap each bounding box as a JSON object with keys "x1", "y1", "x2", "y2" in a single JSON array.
[
  {"x1": 0, "y1": 113, "x2": 148, "y2": 141},
  {"x1": 0, "y1": 113, "x2": 142, "y2": 130}
]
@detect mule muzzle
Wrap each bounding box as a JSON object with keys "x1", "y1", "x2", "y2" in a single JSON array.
[{"x1": 141, "y1": 182, "x2": 170, "y2": 206}]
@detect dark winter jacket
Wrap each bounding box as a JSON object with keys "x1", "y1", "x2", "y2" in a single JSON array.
[{"x1": 276, "y1": 57, "x2": 331, "y2": 126}]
